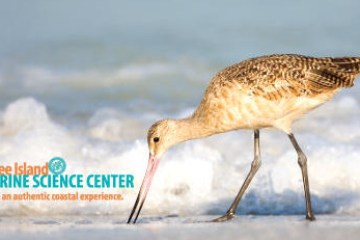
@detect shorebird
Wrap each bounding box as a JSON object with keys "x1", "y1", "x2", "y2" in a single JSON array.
[{"x1": 128, "y1": 54, "x2": 360, "y2": 224}]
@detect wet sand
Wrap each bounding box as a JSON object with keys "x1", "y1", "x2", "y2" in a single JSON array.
[{"x1": 0, "y1": 215, "x2": 359, "y2": 240}]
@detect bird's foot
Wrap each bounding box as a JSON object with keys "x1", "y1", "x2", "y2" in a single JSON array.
[
  {"x1": 211, "y1": 212, "x2": 235, "y2": 222},
  {"x1": 306, "y1": 213, "x2": 316, "y2": 221}
]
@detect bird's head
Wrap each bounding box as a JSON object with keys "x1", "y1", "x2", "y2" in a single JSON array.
[
  {"x1": 147, "y1": 119, "x2": 180, "y2": 159},
  {"x1": 127, "y1": 118, "x2": 185, "y2": 224}
]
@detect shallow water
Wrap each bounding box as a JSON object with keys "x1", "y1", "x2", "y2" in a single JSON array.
[
  {"x1": 0, "y1": 0, "x2": 359, "y2": 219},
  {"x1": 1, "y1": 215, "x2": 360, "y2": 240}
]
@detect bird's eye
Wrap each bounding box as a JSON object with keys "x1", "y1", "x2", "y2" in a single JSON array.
[{"x1": 153, "y1": 137, "x2": 160, "y2": 143}]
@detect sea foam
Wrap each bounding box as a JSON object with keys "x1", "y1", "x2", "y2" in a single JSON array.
[{"x1": 0, "y1": 95, "x2": 359, "y2": 217}]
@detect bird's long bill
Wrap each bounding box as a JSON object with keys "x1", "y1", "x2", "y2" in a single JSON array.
[{"x1": 127, "y1": 154, "x2": 160, "y2": 224}]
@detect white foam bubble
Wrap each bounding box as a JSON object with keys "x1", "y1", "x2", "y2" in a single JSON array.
[
  {"x1": 0, "y1": 95, "x2": 359, "y2": 217},
  {"x1": 0, "y1": 98, "x2": 81, "y2": 168},
  {"x1": 1, "y1": 97, "x2": 51, "y2": 135},
  {"x1": 87, "y1": 108, "x2": 146, "y2": 141}
]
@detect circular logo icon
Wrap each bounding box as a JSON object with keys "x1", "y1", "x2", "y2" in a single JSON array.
[{"x1": 49, "y1": 157, "x2": 66, "y2": 175}]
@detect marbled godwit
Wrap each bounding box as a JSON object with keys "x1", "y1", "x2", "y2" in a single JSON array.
[{"x1": 128, "y1": 54, "x2": 360, "y2": 224}]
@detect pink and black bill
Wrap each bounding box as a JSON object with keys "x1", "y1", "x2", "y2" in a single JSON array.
[{"x1": 127, "y1": 154, "x2": 160, "y2": 224}]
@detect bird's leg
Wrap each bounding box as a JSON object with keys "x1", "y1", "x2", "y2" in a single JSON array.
[
  {"x1": 288, "y1": 133, "x2": 315, "y2": 221},
  {"x1": 212, "y1": 129, "x2": 261, "y2": 222}
]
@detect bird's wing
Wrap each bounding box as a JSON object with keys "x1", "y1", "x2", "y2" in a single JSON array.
[
  {"x1": 217, "y1": 55, "x2": 360, "y2": 101},
  {"x1": 304, "y1": 68, "x2": 355, "y2": 94}
]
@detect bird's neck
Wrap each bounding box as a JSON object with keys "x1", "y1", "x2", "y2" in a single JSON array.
[{"x1": 173, "y1": 116, "x2": 215, "y2": 143}]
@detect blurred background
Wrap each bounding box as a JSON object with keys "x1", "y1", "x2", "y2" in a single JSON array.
[
  {"x1": 1, "y1": 0, "x2": 360, "y2": 120},
  {"x1": 0, "y1": 0, "x2": 359, "y2": 217}
]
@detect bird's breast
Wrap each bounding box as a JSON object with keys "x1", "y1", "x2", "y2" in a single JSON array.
[{"x1": 195, "y1": 87, "x2": 335, "y2": 133}]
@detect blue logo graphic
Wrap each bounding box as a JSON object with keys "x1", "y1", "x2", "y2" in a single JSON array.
[{"x1": 48, "y1": 157, "x2": 66, "y2": 175}]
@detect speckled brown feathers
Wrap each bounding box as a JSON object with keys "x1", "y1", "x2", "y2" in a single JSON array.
[
  {"x1": 147, "y1": 54, "x2": 360, "y2": 151},
  {"x1": 134, "y1": 54, "x2": 360, "y2": 224},
  {"x1": 191, "y1": 54, "x2": 360, "y2": 134},
  {"x1": 214, "y1": 54, "x2": 360, "y2": 101}
]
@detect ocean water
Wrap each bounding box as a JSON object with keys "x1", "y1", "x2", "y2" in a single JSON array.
[{"x1": 0, "y1": 0, "x2": 360, "y2": 220}]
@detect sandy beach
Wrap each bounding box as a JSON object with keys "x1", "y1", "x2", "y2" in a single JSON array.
[
  {"x1": 0, "y1": 215, "x2": 359, "y2": 240},
  {"x1": 1, "y1": 1, "x2": 360, "y2": 239}
]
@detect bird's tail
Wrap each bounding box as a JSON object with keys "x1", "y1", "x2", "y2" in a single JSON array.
[
  {"x1": 331, "y1": 57, "x2": 360, "y2": 73},
  {"x1": 330, "y1": 57, "x2": 360, "y2": 87}
]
